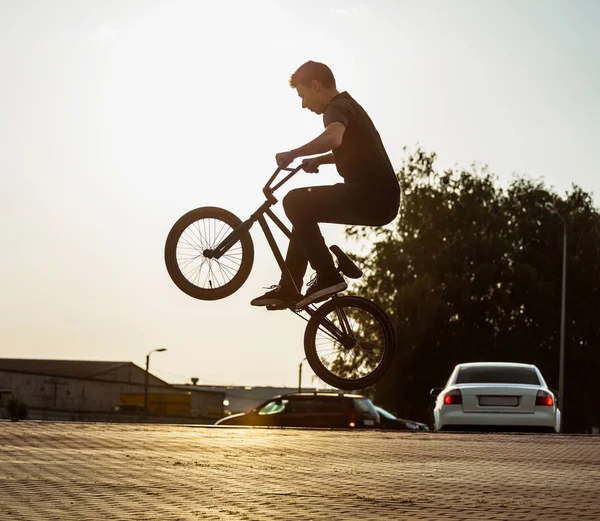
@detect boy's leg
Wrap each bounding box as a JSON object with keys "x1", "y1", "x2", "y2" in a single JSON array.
[
  {"x1": 252, "y1": 183, "x2": 397, "y2": 307},
  {"x1": 279, "y1": 228, "x2": 309, "y2": 293},
  {"x1": 250, "y1": 230, "x2": 307, "y2": 308},
  {"x1": 283, "y1": 183, "x2": 397, "y2": 306},
  {"x1": 283, "y1": 183, "x2": 396, "y2": 276}
]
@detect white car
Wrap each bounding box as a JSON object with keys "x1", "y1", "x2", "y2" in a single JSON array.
[{"x1": 431, "y1": 362, "x2": 561, "y2": 433}]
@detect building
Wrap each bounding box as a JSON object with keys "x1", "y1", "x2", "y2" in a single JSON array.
[
  {"x1": 0, "y1": 358, "x2": 224, "y2": 422},
  {"x1": 181, "y1": 384, "x2": 321, "y2": 415}
]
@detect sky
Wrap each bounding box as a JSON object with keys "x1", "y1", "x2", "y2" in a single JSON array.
[{"x1": 1, "y1": 0, "x2": 598, "y2": 389}]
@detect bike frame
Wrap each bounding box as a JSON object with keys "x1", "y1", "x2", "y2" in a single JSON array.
[
  {"x1": 204, "y1": 164, "x2": 355, "y2": 343},
  {"x1": 205, "y1": 164, "x2": 305, "y2": 297}
]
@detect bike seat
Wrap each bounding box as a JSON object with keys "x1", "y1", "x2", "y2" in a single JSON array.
[{"x1": 330, "y1": 245, "x2": 363, "y2": 279}]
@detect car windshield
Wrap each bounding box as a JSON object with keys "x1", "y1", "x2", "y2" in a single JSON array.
[
  {"x1": 353, "y1": 398, "x2": 378, "y2": 415},
  {"x1": 456, "y1": 366, "x2": 540, "y2": 385},
  {"x1": 257, "y1": 399, "x2": 288, "y2": 415},
  {"x1": 375, "y1": 407, "x2": 395, "y2": 420}
]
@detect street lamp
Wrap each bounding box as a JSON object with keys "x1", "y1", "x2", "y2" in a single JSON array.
[
  {"x1": 298, "y1": 357, "x2": 307, "y2": 393},
  {"x1": 144, "y1": 348, "x2": 167, "y2": 412},
  {"x1": 544, "y1": 202, "x2": 566, "y2": 428}
]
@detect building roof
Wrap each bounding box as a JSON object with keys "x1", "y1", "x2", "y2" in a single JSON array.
[{"x1": 0, "y1": 358, "x2": 166, "y2": 384}]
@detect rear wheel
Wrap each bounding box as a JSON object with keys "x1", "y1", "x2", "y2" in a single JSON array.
[
  {"x1": 164, "y1": 206, "x2": 254, "y2": 300},
  {"x1": 304, "y1": 296, "x2": 395, "y2": 390}
]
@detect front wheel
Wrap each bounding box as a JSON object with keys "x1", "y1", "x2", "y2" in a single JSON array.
[
  {"x1": 304, "y1": 296, "x2": 395, "y2": 390},
  {"x1": 164, "y1": 206, "x2": 254, "y2": 300}
]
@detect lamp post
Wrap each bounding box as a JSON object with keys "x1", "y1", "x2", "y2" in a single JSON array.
[
  {"x1": 298, "y1": 358, "x2": 306, "y2": 393},
  {"x1": 544, "y1": 202, "x2": 566, "y2": 427},
  {"x1": 144, "y1": 348, "x2": 167, "y2": 412}
]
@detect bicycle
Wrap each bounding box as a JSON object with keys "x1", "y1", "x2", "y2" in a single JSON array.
[{"x1": 164, "y1": 164, "x2": 396, "y2": 390}]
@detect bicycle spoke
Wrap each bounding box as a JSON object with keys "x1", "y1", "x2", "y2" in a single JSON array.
[
  {"x1": 166, "y1": 207, "x2": 254, "y2": 302},
  {"x1": 212, "y1": 219, "x2": 232, "y2": 249},
  {"x1": 215, "y1": 258, "x2": 236, "y2": 284},
  {"x1": 195, "y1": 221, "x2": 212, "y2": 252},
  {"x1": 311, "y1": 303, "x2": 387, "y2": 381},
  {"x1": 174, "y1": 216, "x2": 248, "y2": 291}
]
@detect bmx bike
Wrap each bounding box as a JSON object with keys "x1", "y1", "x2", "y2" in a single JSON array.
[{"x1": 164, "y1": 164, "x2": 395, "y2": 390}]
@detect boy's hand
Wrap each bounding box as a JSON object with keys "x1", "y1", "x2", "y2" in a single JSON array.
[
  {"x1": 301, "y1": 158, "x2": 320, "y2": 174},
  {"x1": 275, "y1": 151, "x2": 296, "y2": 168}
]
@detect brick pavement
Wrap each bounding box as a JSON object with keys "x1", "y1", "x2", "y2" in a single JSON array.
[{"x1": 0, "y1": 421, "x2": 598, "y2": 520}]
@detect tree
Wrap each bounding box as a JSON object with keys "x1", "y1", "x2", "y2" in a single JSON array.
[{"x1": 346, "y1": 148, "x2": 600, "y2": 432}]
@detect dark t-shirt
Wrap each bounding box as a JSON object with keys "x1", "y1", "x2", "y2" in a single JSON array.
[{"x1": 323, "y1": 91, "x2": 400, "y2": 204}]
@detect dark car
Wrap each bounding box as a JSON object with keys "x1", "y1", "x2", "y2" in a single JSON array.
[
  {"x1": 215, "y1": 392, "x2": 380, "y2": 429},
  {"x1": 375, "y1": 406, "x2": 430, "y2": 431}
]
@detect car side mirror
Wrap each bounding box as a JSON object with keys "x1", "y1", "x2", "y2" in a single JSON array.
[
  {"x1": 550, "y1": 390, "x2": 559, "y2": 405},
  {"x1": 430, "y1": 387, "x2": 443, "y2": 397}
]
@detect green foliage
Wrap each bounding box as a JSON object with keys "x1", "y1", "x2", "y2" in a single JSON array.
[
  {"x1": 6, "y1": 397, "x2": 29, "y2": 421},
  {"x1": 347, "y1": 147, "x2": 600, "y2": 432}
]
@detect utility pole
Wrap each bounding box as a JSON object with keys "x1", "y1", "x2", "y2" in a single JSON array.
[
  {"x1": 544, "y1": 202, "x2": 567, "y2": 430},
  {"x1": 144, "y1": 348, "x2": 167, "y2": 412}
]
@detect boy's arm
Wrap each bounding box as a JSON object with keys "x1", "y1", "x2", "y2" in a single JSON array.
[
  {"x1": 301, "y1": 153, "x2": 335, "y2": 173},
  {"x1": 276, "y1": 122, "x2": 345, "y2": 167},
  {"x1": 314, "y1": 153, "x2": 335, "y2": 165}
]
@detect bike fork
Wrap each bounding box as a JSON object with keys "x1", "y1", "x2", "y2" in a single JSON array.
[{"x1": 300, "y1": 295, "x2": 356, "y2": 347}]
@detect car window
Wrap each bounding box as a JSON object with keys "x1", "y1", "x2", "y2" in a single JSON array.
[
  {"x1": 456, "y1": 366, "x2": 540, "y2": 385},
  {"x1": 287, "y1": 398, "x2": 345, "y2": 414},
  {"x1": 352, "y1": 398, "x2": 378, "y2": 415},
  {"x1": 257, "y1": 399, "x2": 289, "y2": 415}
]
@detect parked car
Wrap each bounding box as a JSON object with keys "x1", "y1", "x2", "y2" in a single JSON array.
[
  {"x1": 431, "y1": 362, "x2": 561, "y2": 433},
  {"x1": 215, "y1": 392, "x2": 380, "y2": 429},
  {"x1": 375, "y1": 406, "x2": 430, "y2": 431}
]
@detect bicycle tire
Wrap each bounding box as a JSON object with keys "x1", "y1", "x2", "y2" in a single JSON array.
[
  {"x1": 164, "y1": 206, "x2": 254, "y2": 300},
  {"x1": 304, "y1": 296, "x2": 395, "y2": 390}
]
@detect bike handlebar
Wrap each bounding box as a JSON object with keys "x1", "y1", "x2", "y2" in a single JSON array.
[{"x1": 262, "y1": 164, "x2": 305, "y2": 204}]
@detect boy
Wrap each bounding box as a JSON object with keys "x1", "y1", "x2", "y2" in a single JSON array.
[{"x1": 251, "y1": 61, "x2": 400, "y2": 309}]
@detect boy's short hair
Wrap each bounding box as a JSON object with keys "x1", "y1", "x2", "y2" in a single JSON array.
[{"x1": 289, "y1": 61, "x2": 336, "y2": 89}]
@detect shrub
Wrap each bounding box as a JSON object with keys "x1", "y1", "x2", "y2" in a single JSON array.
[{"x1": 6, "y1": 397, "x2": 28, "y2": 421}]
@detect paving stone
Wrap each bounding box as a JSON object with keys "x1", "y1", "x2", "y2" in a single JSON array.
[{"x1": 0, "y1": 422, "x2": 598, "y2": 520}]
